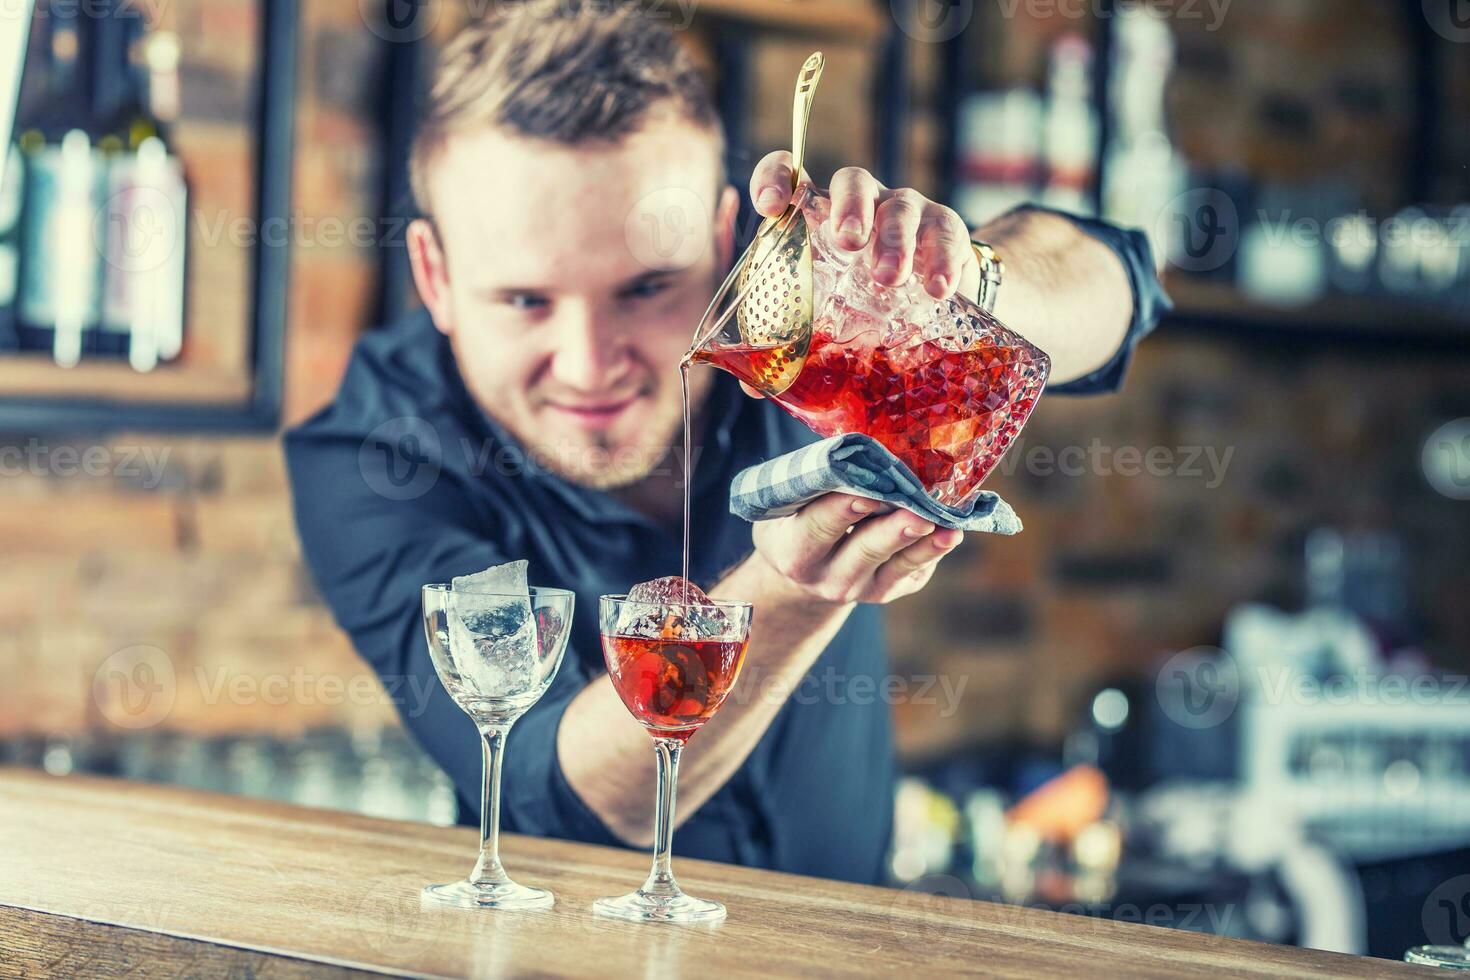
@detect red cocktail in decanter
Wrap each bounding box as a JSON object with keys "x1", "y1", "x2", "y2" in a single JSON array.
[{"x1": 691, "y1": 187, "x2": 1049, "y2": 509}]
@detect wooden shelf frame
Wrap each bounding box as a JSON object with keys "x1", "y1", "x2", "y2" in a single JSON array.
[{"x1": 0, "y1": 0, "x2": 299, "y2": 433}]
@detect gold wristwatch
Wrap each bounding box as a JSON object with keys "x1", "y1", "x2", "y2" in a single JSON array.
[{"x1": 970, "y1": 241, "x2": 1004, "y2": 314}]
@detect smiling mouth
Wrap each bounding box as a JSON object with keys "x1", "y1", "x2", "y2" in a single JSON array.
[{"x1": 545, "y1": 394, "x2": 642, "y2": 428}]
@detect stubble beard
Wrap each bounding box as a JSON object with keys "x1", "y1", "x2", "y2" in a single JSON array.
[{"x1": 554, "y1": 409, "x2": 682, "y2": 490}]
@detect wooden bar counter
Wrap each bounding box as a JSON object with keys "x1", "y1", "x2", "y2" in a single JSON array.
[{"x1": 0, "y1": 769, "x2": 1427, "y2": 978}]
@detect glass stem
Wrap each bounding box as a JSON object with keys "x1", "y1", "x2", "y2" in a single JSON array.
[
  {"x1": 642, "y1": 737, "x2": 684, "y2": 898},
  {"x1": 470, "y1": 723, "x2": 511, "y2": 886}
]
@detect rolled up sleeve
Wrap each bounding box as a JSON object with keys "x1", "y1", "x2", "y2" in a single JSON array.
[{"x1": 1018, "y1": 205, "x2": 1173, "y2": 396}]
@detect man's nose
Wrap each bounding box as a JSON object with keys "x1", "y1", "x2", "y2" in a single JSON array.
[{"x1": 548, "y1": 309, "x2": 629, "y2": 392}]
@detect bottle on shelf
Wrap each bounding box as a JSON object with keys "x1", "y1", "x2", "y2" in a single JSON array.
[
  {"x1": 955, "y1": 88, "x2": 1043, "y2": 228},
  {"x1": 1040, "y1": 33, "x2": 1098, "y2": 217},
  {"x1": 97, "y1": 22, "x2": 187, "y2": 372},
  {"x1": 14, "y1": 2, "x2": 187, "y2": 371},
  {"x1": 0, "y1": 144, "x2": 22, "y2": 349},
  {"x1": 16, "y1": 10, "x2": 104, "y2": 367}
]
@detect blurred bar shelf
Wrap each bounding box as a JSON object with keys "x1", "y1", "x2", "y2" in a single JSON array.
[
  {"x1": 1166, "y1": 279, "x2": 1470, "y2": 349},
  {"x1": 690, "y1": 0, "x2": 886, "y2": 38},
  {"x1": 0, "y1": 769, "x2": 1427, "y2": 978}
]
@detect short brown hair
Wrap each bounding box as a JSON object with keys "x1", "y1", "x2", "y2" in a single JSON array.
[{"x1": 409, "y1": 0, "x2": 722, "y2": 216}]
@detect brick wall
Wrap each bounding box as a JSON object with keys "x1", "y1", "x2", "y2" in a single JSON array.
[
  {"x1": 889, "y1": 335, "x2": 1470, "y2": 758},
  {"x1": 0, "y1": 0, "x2": 386, "y2": 740}
]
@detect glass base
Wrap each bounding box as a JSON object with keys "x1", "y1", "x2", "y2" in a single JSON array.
[
  {"x1": 421, "y1": 879, "x2": 553, "y2": 911},
  {"x1": 592, "y1": 888, "x2": 725, "y2": 924}
]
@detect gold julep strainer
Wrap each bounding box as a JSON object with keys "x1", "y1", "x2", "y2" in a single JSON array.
[{"x1": 687, "y1": 51, "x2": 824, "y2": 396}]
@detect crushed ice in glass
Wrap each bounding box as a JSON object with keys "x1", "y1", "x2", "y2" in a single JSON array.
[{"x1": 617, "y1": 576, "x2": 730, "y2": 640}]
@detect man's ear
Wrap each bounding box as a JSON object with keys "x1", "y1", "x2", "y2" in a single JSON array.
[
  {"x1": 714, "y1": 184, "x2": 740, "y2": 272},
  {"x1": 407, "y1": 218, "x2": 454, "y2": 336}
]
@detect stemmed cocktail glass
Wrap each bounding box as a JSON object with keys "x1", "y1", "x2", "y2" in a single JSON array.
[
  {"x1": 420, "y1": 583, "x2": 573, "y2": 910},
  {"x1": 593, "y1": 592, "x2": 752, "y2": 924}
]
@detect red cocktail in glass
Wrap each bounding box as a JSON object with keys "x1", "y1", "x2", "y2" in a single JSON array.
[{"x1": 594, "y1": 589, "x2": 752, "y2": 923}]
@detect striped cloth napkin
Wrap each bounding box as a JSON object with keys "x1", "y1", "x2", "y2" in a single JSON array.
[{"x1": 728, "y1": 433, "x2": 1022, "y2": 534}]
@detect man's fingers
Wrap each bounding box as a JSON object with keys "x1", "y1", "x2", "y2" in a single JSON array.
[
  {"x1": 823, "y1": 512, "x2": 935, "y2": 601},
  {"x1": 864, "y1": 527, "x2": 962, "y2": 599},
  {"x1": 870, "y1": 190, "x2": 924, "y2": 287},
  {"x1": 916, "y1": 206, "x2": 972, "y2": 299},
  {"x1": 750, "y1": 150, "x2": 797, "y2": 217},
  {"x1": 828, "y1": 166, "x2": 881, "y2": 251},
  {"x1": 768, "y1": 493, "x2": 879, "y2": 581}
]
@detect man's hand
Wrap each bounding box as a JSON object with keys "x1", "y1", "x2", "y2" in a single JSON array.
[
  {"x1": 751, "y1": 152, "x2": 977, "y2": 302},
  {"x1": 749, "y1": 492, "x2": 962, "y2": 605}
]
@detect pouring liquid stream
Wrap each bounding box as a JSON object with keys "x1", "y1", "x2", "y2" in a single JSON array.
[{"x1": 679, "y1": 353, "x2": 694, "y2": 606}]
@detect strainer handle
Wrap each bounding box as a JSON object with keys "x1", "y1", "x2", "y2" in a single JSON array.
[{"x1": 790, "y1": 52, "x2": 824, "y2": 194}]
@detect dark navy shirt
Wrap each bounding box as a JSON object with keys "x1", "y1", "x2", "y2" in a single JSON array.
[{"x1": 283, "y1": 214, "x2": 1164, "y2": 885}]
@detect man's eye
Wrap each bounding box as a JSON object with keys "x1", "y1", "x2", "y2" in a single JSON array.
[
  {"x1": 504, "y1": 293, "x2": 549, "y2": 311},
  {"x1": 622, "y1": 280, "x2": 669, "y2": 300}
]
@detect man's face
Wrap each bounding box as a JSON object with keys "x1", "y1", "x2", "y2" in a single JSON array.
[{"x1": 409, "y1": 115, "x2": 736, "y2": 489}]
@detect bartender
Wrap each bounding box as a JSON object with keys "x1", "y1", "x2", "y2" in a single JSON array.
[{"x1": 286, "y1": 0, "x2": 1165, "y2": 883}]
